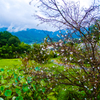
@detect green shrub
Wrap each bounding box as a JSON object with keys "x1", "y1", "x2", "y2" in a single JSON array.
[
  {"x1": 57, "y1": 88, "x2": 85, "y2": 100},
  {"x1": 29, "y1": 43, "x2": 50, "y2": 63}
]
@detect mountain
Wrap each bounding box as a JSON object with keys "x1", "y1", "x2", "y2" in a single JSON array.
[
  {"x1": 0, "y1": 27, "x2": 59, "y2": 44},
  {"x1": 0, "y1": 27, "x2": 8, "y2": 32},
  {"x1": 0, "y1": 27, "x2": 79, "y2": 44},
  {"x1": 11, "y1": 29, "x2": 54, "y2": 44}
]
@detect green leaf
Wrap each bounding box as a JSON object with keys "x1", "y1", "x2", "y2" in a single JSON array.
[
  {"x1": 0, "y1": 75, "x2": 2, "y2": 79},
  {"x1": 0, "y1": 86, "x2": 4, "y2": 91},
  {"x1": 18, "y1": 77, "x2": 21, "y2": 81},
  {"x1": 22, "y1": 85, "x2": 29, "y2": 92},
  {"x1": 16, "y1": 88, "x2": 21, "y2": 96},
  {"x1": 20, "y1": 78, "x2": 26, "y2": 83},
  {"x1": 34, "y1": 67, "x2": 40, "y2": 71},
  {"x1": 27, "y1": 77, "x2": 32, "y2": 84},
  {"x1": 4, "y1": 90, "x2": 12, "y2": 96},
  {"x1": 42, "y1": 87, "x2": 45, "y2": 93},
  {"x1": 7, "y1": 70, "x2": 11, "y2": 72},
  {"x1": 0, "y1": 68, "x2": 4, "y2": 72},
  {"x1": 15, "y1": 80, "x2": 18, "y2": 83},
  {"x1": 1, "y1": 79, "x2": 7, "y2": 84},
  {"x1": 16, "y1": 96, "x2": 23, "y2": 100},
  {"x1": 14, "y1": 73, "x2": 18, "y2": 79},
  {"x1": 40, "y1": 79, "x2": 46, "y2": 86},
  {"x1": 33, "y1": 85, "x2": 36, "y2": 90}
]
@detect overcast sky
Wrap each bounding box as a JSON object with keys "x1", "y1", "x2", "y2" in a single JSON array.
[{"x1": 0, "y1": 0, "x2": 98, "y2": 32}]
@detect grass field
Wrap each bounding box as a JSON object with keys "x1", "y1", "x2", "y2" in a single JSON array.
[
  {"x1": 0, "y1": 58, "x2": 85, "y2": 100},
  {"x1": 0, "y1": 59, "x2": 22, "y2": 69},
  {"x1": 0, "y1": 58, "x2": 60, "y2": 69}
]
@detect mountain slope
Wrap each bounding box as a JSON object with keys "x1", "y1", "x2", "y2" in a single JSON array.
[
  {"x1": 0, "y1": 27, "x2": 79, "y2": 44},
  {"x1": 0, "y1": 28, "x2": 55, "y2": 44},
  {"x1": 11, "y1": 29, "x2": 54, "y2": 44}
]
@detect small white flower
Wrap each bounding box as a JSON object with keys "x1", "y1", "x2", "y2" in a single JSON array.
[
  {"x1": 50, "y1": 88, "x2": 52, "y2": 90},
  {"x1": 79, "y1": 38, "x2": 81, "y2": 40},
  {"x1": 91, "y1": 88, "x2": 93, "y2": 91},
  {"x1": 57, "y1": 34, "x2": 60, "y2": 37},
  {"x1": 90, "y1": 57, "x2": 92, "y2": 60},
  {"x1": 65, "y1": 58, "x2": 67, "y2": 61},
  {"x1": 59, "y1": 43, "x2": 62, "y2": 46},
  {"x1": 57, "y1": 53, "x2": 59, "y2": 56},
  {"x1": 59, "y1": 39, "x2": 62, "y2": 42},
  {"x1": 41, "y1": 70, "x2": 43, "y2": 73},
  {"x1": 84, "y1": 86, "x2": 87, "y2": 88},
  {"x1": 98, "y1": 67, "x2": 100, "y2": 69},
  {"x1": 78, "y1": 48, "x2": 80, "y2": 50},
  {"x1": 61, "y1": 49, "x2": 64, "y2": 52},
  {"x1": 69, "y1": 57, "x2": 73, "y2": 61},
  {"x1": 70, "y1": 52, "x2": 73, "y2": 55},
  {"x1": 78, "y1": 59, "x2": 81, "y2": 62},
  {"x1": 94, "y1": 87, "x2": 96, "y2": 89},
  {"x1": 42, "y1": 48, "x2": 45, "y2": 51}
]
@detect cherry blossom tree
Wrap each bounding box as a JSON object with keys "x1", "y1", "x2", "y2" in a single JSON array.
[{"x1": 30, "y1": 0, "x2": 100, "y2": 99}]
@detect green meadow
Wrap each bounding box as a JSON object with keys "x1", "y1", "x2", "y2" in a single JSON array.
[
  {"x1": 0, "y1": 58, "x2": 84, "y2": 100},
  {"x1": 0, "y1": 59, "x2": 22, "y2": 69}
]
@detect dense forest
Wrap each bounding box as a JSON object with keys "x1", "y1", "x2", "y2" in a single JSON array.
[
  {"x1": 0, "y1": 27, "x2": 61, "y2": 44},
  {"x1": 0, "y1": 31, "x2": 31, "y2": 58}
]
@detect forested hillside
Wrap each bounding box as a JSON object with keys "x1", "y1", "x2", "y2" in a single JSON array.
[
  {"x1": 0, "y1": 27, "x2": 79, "y2": 44},
  {"x1": 0, "y1": 31, "x2": 31, "y2": 58},
  {"x1": 0, "y1": 27, "x2": 60, "y2": 44}
]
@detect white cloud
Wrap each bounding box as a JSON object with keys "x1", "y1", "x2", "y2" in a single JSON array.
[
  {"x1": 0, "y1": 0, "x2": 48, "y2": 32},
  {"x1": 0, "y1": 0, "x2": 98, "y2": 32}
]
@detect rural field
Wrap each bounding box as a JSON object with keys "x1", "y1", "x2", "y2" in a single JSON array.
[
  {"x1": 0, "y1": 58, "x2": 85, "y2": 100},
  {"x1": 0, "y1": 59, "x2": 22, "y2": 69}
]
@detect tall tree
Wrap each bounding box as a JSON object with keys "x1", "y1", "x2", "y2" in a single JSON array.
[
  {"x1": 31, "y1": 0, "x2": 100, "y2": 99},
  {"x1": 7, "y1": 36, "x2": 21, "y2": 47},
  {"x1": 0, "y1": 31, "x2": 12, "y2": 47}
]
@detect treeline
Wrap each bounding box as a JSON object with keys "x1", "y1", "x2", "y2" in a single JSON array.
[
  {"x1": 0, "y1": 31, "x2": 31, "y2": 58},
  {"x1": 0, "y1": 31, "x2": 56, "y2": 61}
]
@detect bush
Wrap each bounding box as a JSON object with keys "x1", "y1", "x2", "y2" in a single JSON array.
[
  {"x1": 0, "y1": 44, "x2": 16, "y2": 58},
  {"x1": 29, "y1": 43, "x2": 50, "y2": 63}
]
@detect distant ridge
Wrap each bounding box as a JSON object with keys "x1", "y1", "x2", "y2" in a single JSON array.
[
  {"x1": 0, "y1": 27, "x2": 59, "y2": 44},
  {"x1": 0, "y1": 27, "x2": 8, "y2": 32},
  {"x1": 0, "y1": 27, "x2": 79, "y2": 44}
]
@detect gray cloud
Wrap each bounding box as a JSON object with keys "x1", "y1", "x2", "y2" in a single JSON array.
[
  {"x1": 0, "y1": 0, "x2": 97, "y2": 32},
  {"x1": 0, "y1": 0, "x2": 53, "y2": 32}
]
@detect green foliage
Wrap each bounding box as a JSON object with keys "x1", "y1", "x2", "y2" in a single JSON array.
[
  {"x1": 0, "y1": 31, "x2": 12, "y2": 47},
  {"x1": 16, "y1": 96, "x2": 23, "y2": 100},
  {"x1": 0, "y1": 58, "x2": 87, "y2": 100},
  {"x1": 0, "y1": 31, "x2": 32, "y2": 58},
  {"x1": 0, "y1": 31, "x2": 20, "y2": 58},
  {"x1": 0, "y1": 32, "x2": 31, "y2": 58},
  {"x1": 49, "y1": 50, "x2": 58, "y2": 58},
  {"x1": 29, "y1": 43, "x2": 50, "y2": 63},
  {"x1": 57, "y1": 87, "x2": 85, "y2": 100},
  {"x1": 7, "y1": 36, "x2": 21, "y2": 47},
  {"x1": 4, "y1": 90, "x2": 12, "y2": 97},
  {"x1": 18, "y1": 42, "x2": 31, "y2": 54},
  {"x1": 0, "y1": 44, "x2": 16, "y2": 58},
  {"x1": 0, "y1": 59, "x2": 22, "y2": 69},
  {"x1": 0, "y1": 31, "x2": 20, "y2": 47}
]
